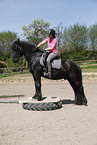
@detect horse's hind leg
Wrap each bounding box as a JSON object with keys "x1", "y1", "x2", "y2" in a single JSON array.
[
  {"x1": 74, "y1": 81, "x2": 87, "y2": 105},
  {"x1": 62, "y1": 60, "x2": 87, "y2": 105},
  {"x1": 67, "y1": 76, "x2": 87, "y2": 105}
]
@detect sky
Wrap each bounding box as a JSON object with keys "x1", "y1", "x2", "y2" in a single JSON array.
[{"x1": 0, "y1": 0, "x2": 97, "y2": 36}]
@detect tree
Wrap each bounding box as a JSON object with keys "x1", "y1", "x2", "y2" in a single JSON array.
[
  {"x1": 89, "y1": 23, "x2": 97, "y2": 50},
  {"x1": 63, "y1": 24, "x2": 88, "y2": 53},
  {"x1": 54, "y1": 23, "x2": 64, "y2": 50},
  {"x1": 0, "y1": 31, "x2": 18, "y2": 61},
  {"x1": 22, "y1": 19, "x2": 50, "y2": 46},
  {"x1": 60, "y1": 24, "x2": 89, "y2": 60}
]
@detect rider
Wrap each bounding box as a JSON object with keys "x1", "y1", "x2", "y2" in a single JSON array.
[{"x1": 37, "y1": 29, "x2": 58, "y2": 78}]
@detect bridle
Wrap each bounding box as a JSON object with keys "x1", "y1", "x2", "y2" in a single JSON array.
[{"x1": 16, "y1": 44, "x2": 22, "y2": 51}]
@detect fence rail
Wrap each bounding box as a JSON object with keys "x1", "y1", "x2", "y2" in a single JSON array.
[
  {"x1": 0, "y1": 67, "x2": 27, "y2": 74},
  {"x1": 75, "y1": 60, "x2": 97, "y2": 63},
  {"x1": 0, "y1": 66, "x2": 27, "y2": 70},
  {"x1": 0, "y1": 60, "x2": 97, "y2": 74}
]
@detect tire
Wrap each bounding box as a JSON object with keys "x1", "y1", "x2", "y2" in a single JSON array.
[{"x1": 22, "y1": 101, "x2": 62, "y2": 111}]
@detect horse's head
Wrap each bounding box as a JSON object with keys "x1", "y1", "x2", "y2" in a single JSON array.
[{"x1": 11, "y1": 39, "x2": 23, "y2": 63}]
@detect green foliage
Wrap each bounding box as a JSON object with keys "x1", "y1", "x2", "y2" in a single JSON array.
[
  {"x1": 0, "y1": 61, "x2": 7, "y2": 73},
  {"x1": 0, "y1": 61, "x2": 6, "y2": 68},
  {"x1": 67, "y1": 24, "x2": 88, "y2": 52},
  {"x1": 22, "y1": 19, "x2": 50, "y2": 46},
  {"x1": 54, "y1": 23, "x2": 64, "y2": 50},
  {"x1": 57, "y1": 23, "x2": 97, "y2": 61},
  {"x1": 0, "y1": 31, "x2": 18, "y2": 61},
  {"x1": 0, "y1": 31, "x2": 21, "y2": 70},
  {"x1": 0, "y1": 19, "x2": 97, "y2": 71},
  {"x1": 89, "y1": 23, "x2": 97, "y2": 50}
]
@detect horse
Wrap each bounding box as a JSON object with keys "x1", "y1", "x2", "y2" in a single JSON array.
[{"x1": 11, "y1": 39, "x2": 87, "y2": 105}]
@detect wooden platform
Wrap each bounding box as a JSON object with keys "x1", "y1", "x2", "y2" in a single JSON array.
[
  {"x1": 0, "y1": 97, "x2": 62, "y2": 111},
  {"x1": 19, "y1": 97, "x2": 61, "y2": 104}
]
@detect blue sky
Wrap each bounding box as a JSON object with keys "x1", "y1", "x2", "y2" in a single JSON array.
[{"x1": 0, "y1": 0, "x2": 97, "y2": 36}]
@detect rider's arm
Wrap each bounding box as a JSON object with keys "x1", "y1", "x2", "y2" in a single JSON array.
[
  {"x1": 45, "y1": 43, "x2": 56, "y2": 51},
  {"x1": 37, "y1": 40, "x2": 46, "y2": 47}
]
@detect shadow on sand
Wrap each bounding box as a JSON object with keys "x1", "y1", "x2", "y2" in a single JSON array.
[{"x1": 61, "y1": 99, "x2": 75, "y2": 105}]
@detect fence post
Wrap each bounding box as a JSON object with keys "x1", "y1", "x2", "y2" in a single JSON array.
[{"x1": 3, "y1": 68, "x2": 6, "y2": 74}]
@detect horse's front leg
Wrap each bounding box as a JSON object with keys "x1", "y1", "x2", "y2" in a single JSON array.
[{"x1": 32, "y1": 71, "x2": 42, "y2": 101}]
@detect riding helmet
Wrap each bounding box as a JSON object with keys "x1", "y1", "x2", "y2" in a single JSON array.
[{"x1": 49, "y1": 29, "x2": 55, "y2": 37}]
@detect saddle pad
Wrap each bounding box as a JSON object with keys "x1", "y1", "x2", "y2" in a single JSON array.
[
  {"x1": 52, "y1": 59, "x2": 61, "y2": 69},
  {"x1": 40, "y1": 55, "x2": 61, "y2": 69}
]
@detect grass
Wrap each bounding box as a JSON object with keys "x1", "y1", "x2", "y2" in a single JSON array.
[
  {"x1": 0, "y1": 71, "x2": 30, "y2": 78},
  {"x1": 82, "y1": 69, "x2": 97, "y2": 73},
  {"x1": 81, "y1": 65, "x2": 97, "y2": 69},
  {"x1": 0, "y1": 72, "x2": 20, "y2": 78},
  {"x1": 0, "y1": 62, "x2": 97, "y2": 78}
]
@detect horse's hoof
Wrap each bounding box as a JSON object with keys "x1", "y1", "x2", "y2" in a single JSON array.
[
  {"x1": 32, "y1": 96, "x2": 42, "y2": 101},
  {"x1": 75, "y1": 100, "x2": 88, "y2": 106},
  {"x1": 83, "y1": 100, "x2": 88, "y2": 106},
  {"x1": 74, "y1": 100, "x2": 83, "y2": 105}
]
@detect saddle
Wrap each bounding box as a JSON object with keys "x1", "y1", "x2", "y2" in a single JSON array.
[{"x1": 40, "y1": 53, "x2": 61, "y2": 69}]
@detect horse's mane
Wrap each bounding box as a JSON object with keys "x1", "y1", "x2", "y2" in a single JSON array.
[
  {"x1": 21, "y1": 41, "x2": 35, "y2": 48},
  {"x1": 18, "y1": 40, "x2": 43, "y2": 53}
]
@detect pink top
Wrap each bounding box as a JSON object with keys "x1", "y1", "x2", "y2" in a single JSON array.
[{"x1": 45, "y1": 38, "x2": 58, "y2": 53}]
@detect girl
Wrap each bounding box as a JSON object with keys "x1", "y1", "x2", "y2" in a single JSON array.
[{"x1": 37, "y1": 29, "x2": 58, "y2": 78}]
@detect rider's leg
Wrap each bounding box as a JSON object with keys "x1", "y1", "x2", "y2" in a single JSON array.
[
  {"x1": 43, "y1": 51, "x2": 49, "y2": 66},
  {"x1": 44, "y1": 52, "x2": 58, "y2": 78}
]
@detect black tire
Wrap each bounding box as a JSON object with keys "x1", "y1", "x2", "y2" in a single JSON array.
[{"x1": 22, "y1": 101, "x2": 62, "y2": 111}]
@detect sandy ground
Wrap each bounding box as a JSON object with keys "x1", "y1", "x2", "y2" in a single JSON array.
[{"x1": 0, "y1": 75, "x2": 97, "y2": 145}]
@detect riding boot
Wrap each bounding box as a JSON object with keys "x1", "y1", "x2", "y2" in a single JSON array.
[{"x1": 44, "y1": 63, "x2": 52, "y2": 78}]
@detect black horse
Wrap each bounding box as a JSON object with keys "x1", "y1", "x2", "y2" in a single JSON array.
[{"x1": 11, "y1": 39, "x2": 87, "y2": 105}]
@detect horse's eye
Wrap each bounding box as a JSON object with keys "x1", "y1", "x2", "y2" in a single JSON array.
[
  {"x1": 17, "y1": 46, "x2": 21, "y2": 51},
  {"x1": 19, "y1": 46, "x2": 22, "y2": 50}
]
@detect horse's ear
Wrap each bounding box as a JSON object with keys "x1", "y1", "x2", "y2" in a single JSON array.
[{"x1": 17, "y1": 39, "x2": 20, "y2": 44}]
